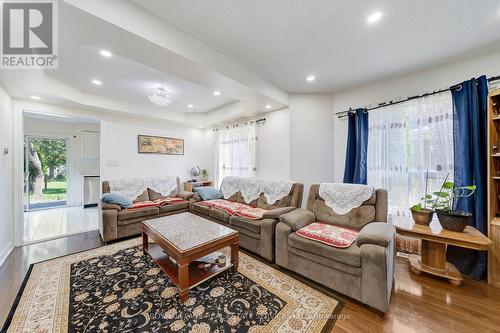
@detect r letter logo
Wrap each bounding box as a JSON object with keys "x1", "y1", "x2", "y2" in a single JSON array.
[{"x1": 1, "y1": 0, "x2": 58, "y2": 69}]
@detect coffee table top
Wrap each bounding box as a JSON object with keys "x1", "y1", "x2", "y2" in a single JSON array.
[
  {"x1": 391, "y1": 216, "x2": 491, "y2": 250},
  {"x1": 143, "y1": 212, "x2": 237, "y2": 252}
]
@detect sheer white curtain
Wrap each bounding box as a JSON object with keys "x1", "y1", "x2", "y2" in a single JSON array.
[
  {"x1": 216, "y1": 123, "x2": 258, "y2": 185},
  {"x1": 367, "y1": 92, "x2": 454, "y2": 217}
]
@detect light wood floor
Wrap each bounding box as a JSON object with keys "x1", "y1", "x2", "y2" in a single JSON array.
[{"x1": 1, "y1": 232, "x2": 500, "y2": 332}]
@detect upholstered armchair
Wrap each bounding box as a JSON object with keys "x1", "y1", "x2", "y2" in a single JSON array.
[{"x1": 275, "y1": 184, "x2": 395, "y2": 313}]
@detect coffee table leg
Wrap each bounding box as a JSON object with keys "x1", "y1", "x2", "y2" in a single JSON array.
[
  {"x1": 142, "y1": 231, "x2": 148, "y2": 255},
  {"x1": 178, "y1": 263, "x2": 189, "y2": 302},
  {"x1": 231, "y1": 241, "x2": 239, "y2": 272}
]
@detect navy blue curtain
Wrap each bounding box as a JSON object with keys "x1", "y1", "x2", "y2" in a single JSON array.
[
  {"x1": 447, "y1": 75, "x2": 488, "y2": 280},
  {"x1": 343, "y1": 108, "x2": 368, "y2": 184}
]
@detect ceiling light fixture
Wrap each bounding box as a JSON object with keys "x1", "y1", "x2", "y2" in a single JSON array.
[
  {"x1": 148, "y1": 87, "x2": 173, "y2": 107},
  {"x1": 187, "y1": 104, "x2": 194, "y2": 109},
  {"x1": 99, "y1": 49, "x2": 112, "y2": 58},
  {"x1": 367, "y1": 11, "x2": 383, "y2": 23},
  {"x1": 92, "y1": 79, "x2": 102, "y2": 85},
  {"x1": 30, "y1": 95, "x2": 41, "y2": 100},
  {"x1": 306, "y1": 75, "x2": 315, "y2": 82},
  {"x1": 213, "y1": 90, "x2": 221, "y2": 96},
  {"x1": 265, "y1": 105, "x2": 272, "y2": 109}
]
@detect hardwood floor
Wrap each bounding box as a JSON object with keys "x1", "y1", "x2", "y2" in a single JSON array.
[{"x1": 1, "y1": 232, "x2": 500, "y2": 332}]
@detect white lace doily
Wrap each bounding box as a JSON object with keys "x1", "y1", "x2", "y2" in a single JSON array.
[
  {"x1": 220, "y1": 177, "x2": 294, "y2": 204},
  {"x1": 319, "y1": 183, "x2": 374, "y2": 215},
  {"x1": 108, "y1": 177, "x2": 178, "y2": 201}
]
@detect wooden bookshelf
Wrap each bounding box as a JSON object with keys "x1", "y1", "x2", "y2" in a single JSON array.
[{"x1": 488, "y1": 88, "x2": 500, "y2": 288}]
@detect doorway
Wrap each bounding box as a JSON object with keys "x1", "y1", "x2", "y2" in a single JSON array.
[{"x1": 24, "y1": 136, "x2": 69, "y2": 211}]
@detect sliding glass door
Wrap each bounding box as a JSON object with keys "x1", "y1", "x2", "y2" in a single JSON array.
[{"x1": 24, "y1": 136, "x2": 69, "y2": 211}]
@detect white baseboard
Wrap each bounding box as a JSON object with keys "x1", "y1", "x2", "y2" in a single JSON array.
[{"x1": 0, "y1": 241, "x2": 14, "y2": 267}]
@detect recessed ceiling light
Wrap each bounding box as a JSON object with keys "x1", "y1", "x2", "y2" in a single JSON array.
[
  {"x1": 198, "y1": 125, "x2": 204, "y2": 129},
  {"x1": 367, "y1": 11, "x2": 383, "y2": 23},
  {"x1": 99, "y1": 49, "x2": 112, "y2": 58},
  {"x1": 187, "y1": 104, "x2": 194, "y2": 109},
  {"x1": 213, "y1": 91, "x2": 221, "y2": 96},
  {"x1": 306, "y1": 75, "x2": 315, "y2": 82},
  {"x1": 92, "y1": 79, "x2": 102, "y2": 85},
  {"x1": 265, "y1": 105, "x2": 272, "y2": 109},
  {"x1": 30, "y1": 95, "x2": 41, "y2": 100}
]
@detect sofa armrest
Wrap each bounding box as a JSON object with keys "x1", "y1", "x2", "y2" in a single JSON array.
[
  {"x1": 279, "y1": 208, "x2": 315, "y2": 231},
  {"x1": 177, "y1": 191, "x2": 195, "y2": 200},
  {"x1": 101, "y1": 203, "x2": 122, "y2": 211},
  {"x1": 262, "y1": 207, "x2": 296, "y2": 219},
  {"x1": 356, "y1": 222, "x2": 395, "y2": 247}
]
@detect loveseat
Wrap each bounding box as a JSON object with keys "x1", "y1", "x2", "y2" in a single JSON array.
[
  {"x1": 99, "y1": 177, "x2": 195, "y2": 243},
  {"x1": 275, "y1": 184, "x2": 395, "y2": 312},
  {"x1": 191, "y1": 177, "x2": 304, "y2": 261}
]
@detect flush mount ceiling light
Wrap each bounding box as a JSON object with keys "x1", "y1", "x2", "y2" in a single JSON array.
[
  {"x1": 148, "y1": 87, "x2": 173, "y2": 107},
  {"x1": 92, "y1": 79, "x2": 102, "y2": 85},
  {"x1": 30, "y1": 95, "x2": 41, "y2": 100},
  {"x1": 187, "y1": 104, "x2": 194, "y2": 109},
  {"x1": 306, "y1": 75, "x2": 315, "y2": 82},
  {"x1": 100, "y1": 49, "x2": 112, "y2": 58},
  {"x1": 367, "y1": 11, "x2": 383, "y2": 23},
  {"x1": 213, "y1": 90, "x2": 221, "y2": 96},
  {"x1": 265, "y1": 105, "x2": 272, "y2": 109}
]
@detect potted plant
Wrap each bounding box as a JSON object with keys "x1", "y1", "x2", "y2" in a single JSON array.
[
  {"x1": 410, "y1": 170, "x2": 435, "y2": 225},
  {"x1": 432, "y1": 173, "x2": 476, "y2": 232},
  {"x1": 201, "y1": 169, "x2": 209, "y2": 180}
]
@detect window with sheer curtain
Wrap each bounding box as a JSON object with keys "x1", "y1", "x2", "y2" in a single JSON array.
[
  {"x1": 216, "y1": 123, "x2": 258, "y2": 185},
  {"x1": 367, "y1": 92, "x2": 454, "y2": 217}
]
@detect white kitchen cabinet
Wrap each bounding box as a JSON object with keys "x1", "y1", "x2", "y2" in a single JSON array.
[{"x1": 81, "y1": 131, "x2": 100, "y2": 159}]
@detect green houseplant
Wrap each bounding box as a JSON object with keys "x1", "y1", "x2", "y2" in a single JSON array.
[
  {"x1": 410, "y1": 170, "x2": 435, "y2": 225},
  {"x1": 432, "y1": 173, "x2": 476, "y2": 232},
  {"x1": 201, "y1": 168, "x2": 209, "y2": 180}
]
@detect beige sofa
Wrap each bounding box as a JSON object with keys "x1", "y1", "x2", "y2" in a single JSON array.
[
  {"x1": 275, "y1": 184, "x2": 394, "y2": 312},
  {"x1": 191, "y1": 181, "x2": 304, "y2": 261},
  {"x1": 99, "y1": 177, "x2": 195, "y2": 243}
]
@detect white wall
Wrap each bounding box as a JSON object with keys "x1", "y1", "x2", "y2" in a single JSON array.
[
  {"x1": 100, "y1": 120, "x2": 213, "y2": 182},
  {"x1": 24, "y1": 117, "x2": 100, "y2": 206},
  {"x1": 289, "y1": 94, "x2": 335, "y2": 204},
  {"x1": 0, "y1": 86, "x2": 13, "y2": 264},
  {"x1": 333, "y1": 47, "x2": 500, "y2": 181},
  {"x1": 258, "y1": 108, "x2": 290, "y2": 179}
]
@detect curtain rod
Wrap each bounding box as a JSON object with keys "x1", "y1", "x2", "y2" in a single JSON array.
[
  {"x1": 335, "y1": 75, "x2": 500, "y2": 119},
  {"x1": 212, "y1": 118, "x2": 266, "y2": 131}
]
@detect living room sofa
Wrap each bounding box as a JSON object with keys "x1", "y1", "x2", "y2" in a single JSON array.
[
  {"x1": 275, "y1": 184, "x2": 395, "y2": 312},
  {"x1": 99, "y1": 177, "x2": 195, "y2": 243},
  {"x1": 191, "y1": 179, "x2": 304, "y2": 261}
]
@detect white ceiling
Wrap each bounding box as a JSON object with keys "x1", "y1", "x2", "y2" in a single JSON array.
[
  {"x1": 47, "y1": 45, "x2": 236, "y2": 113},
  {"x1": 132, "y1": 0, "x2": 500, "y2": 93}
]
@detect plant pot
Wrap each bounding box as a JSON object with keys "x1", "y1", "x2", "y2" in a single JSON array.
[
  {"x1": 435, "y1": 209, "x2": 471, "y2": 232},
  {"x1": 410, "y1": 208, "x2": 434, "y2": 226}
]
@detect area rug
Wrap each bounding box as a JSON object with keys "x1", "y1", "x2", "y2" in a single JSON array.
[{"x1": 3, "y1": 238, "x2": 343, "y2": 332}]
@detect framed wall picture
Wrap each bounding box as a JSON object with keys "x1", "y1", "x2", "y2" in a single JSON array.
[{"x1": 137, "y1": 135, "x2": 184, "y2": 155}]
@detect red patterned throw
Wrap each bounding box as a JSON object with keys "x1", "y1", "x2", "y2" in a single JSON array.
[
  {"x1": 235, "y1": 207, "x2": 267, "y2": 220},
  {"x1": 296, "y1": 222, "x2": 359, "y2": 248},
  {"x1": 198, "y1": 199, "x2": 267, "y2": 220},
  {"x1": 129, "y1": 197, "x2": 186, "y2": 210}
]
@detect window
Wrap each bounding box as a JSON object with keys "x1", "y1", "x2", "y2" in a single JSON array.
[
  {"x1": 216, "y1": 123, "x2": 258, "y2": 184},
  {"x1": 367, "y1": 92, "x2": 454, "y2": 216}
]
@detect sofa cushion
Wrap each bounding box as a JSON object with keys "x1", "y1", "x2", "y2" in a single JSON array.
[
  {"x1": 234, "y1": 207, "x2": 266, "y2": 220},
  {"x1": 118, "y1": 207, "x2": 159, "y2": 221},
  {"x1": 229, "y1": 215, "x2": 262, "y2": 234},
  {"x1": 296, "y1": 222, "x2": 358, "y2": 248},
  {"x1": 288, "y1": 232, "x2": 361, "y2": 267},
  {"x1": 192, "y1": 202, "x2": 211, "y2": 215},
  {"x1": 133, "y1": 190, "x2": 150, "y2": 203},
  {"x1": 313, "y1": 199, "x2": 376, "y2": 230},
  {"x1": 257, "y1": 192, "x2": 292, "y2": 209},
  {"x1": 288, "y1": 247, "x2": 362, "y2": 276},
  {"x1": 102, "y1": 192, "x2": 132, "y2": 208},
  {"x1": 148, "y1": 188, "x2": 178, "y2": 200},
  {"x1": 193, "y1": 186, "x2": 223, "y2": 200},
  {"x1": 209, "y1": 208, "x2": 230, "y2": 223},
  {"x1": 159, "y1": 201, "x2": 189, "y2": 213}
]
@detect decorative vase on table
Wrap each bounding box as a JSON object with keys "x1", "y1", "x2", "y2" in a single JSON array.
[
  {"x1": 410, "y1": 208, "x2": 434, "y2": 226},
  {"x1": 435, "y1": 210, "x2": 471, "y2": 232}
]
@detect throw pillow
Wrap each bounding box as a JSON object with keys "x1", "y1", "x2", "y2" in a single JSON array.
[
  {"x1": 194, "y1": 186, "x2": 223, "y2": 201},
  {"x1": 102, "y1": 192, "x2": 133, "y2": 208}
]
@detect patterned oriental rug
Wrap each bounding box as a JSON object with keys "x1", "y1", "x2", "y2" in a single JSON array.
[{"x1": 3, "y1": 238, "x2": 343, "y2": 332}]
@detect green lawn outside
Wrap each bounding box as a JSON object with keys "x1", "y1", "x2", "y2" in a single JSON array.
[{"x1": 30, "y1": 180, "x2": 67, "y2": 202}]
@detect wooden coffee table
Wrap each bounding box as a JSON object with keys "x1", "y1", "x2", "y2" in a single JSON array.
[
  {"x1": 392, "y1": 216, "x2": 491, "y2": 286},
  {"x1": 141, "y1": 212, "x2": 239, "y2": 301}
]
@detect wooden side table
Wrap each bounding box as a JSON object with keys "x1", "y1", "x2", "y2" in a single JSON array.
[
  {"x1": 392, "y1": 216, "x2": 491, "y2": 286},
  {"x1": 184, "y1": 180, "x2": 214, "y2": 192}
]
